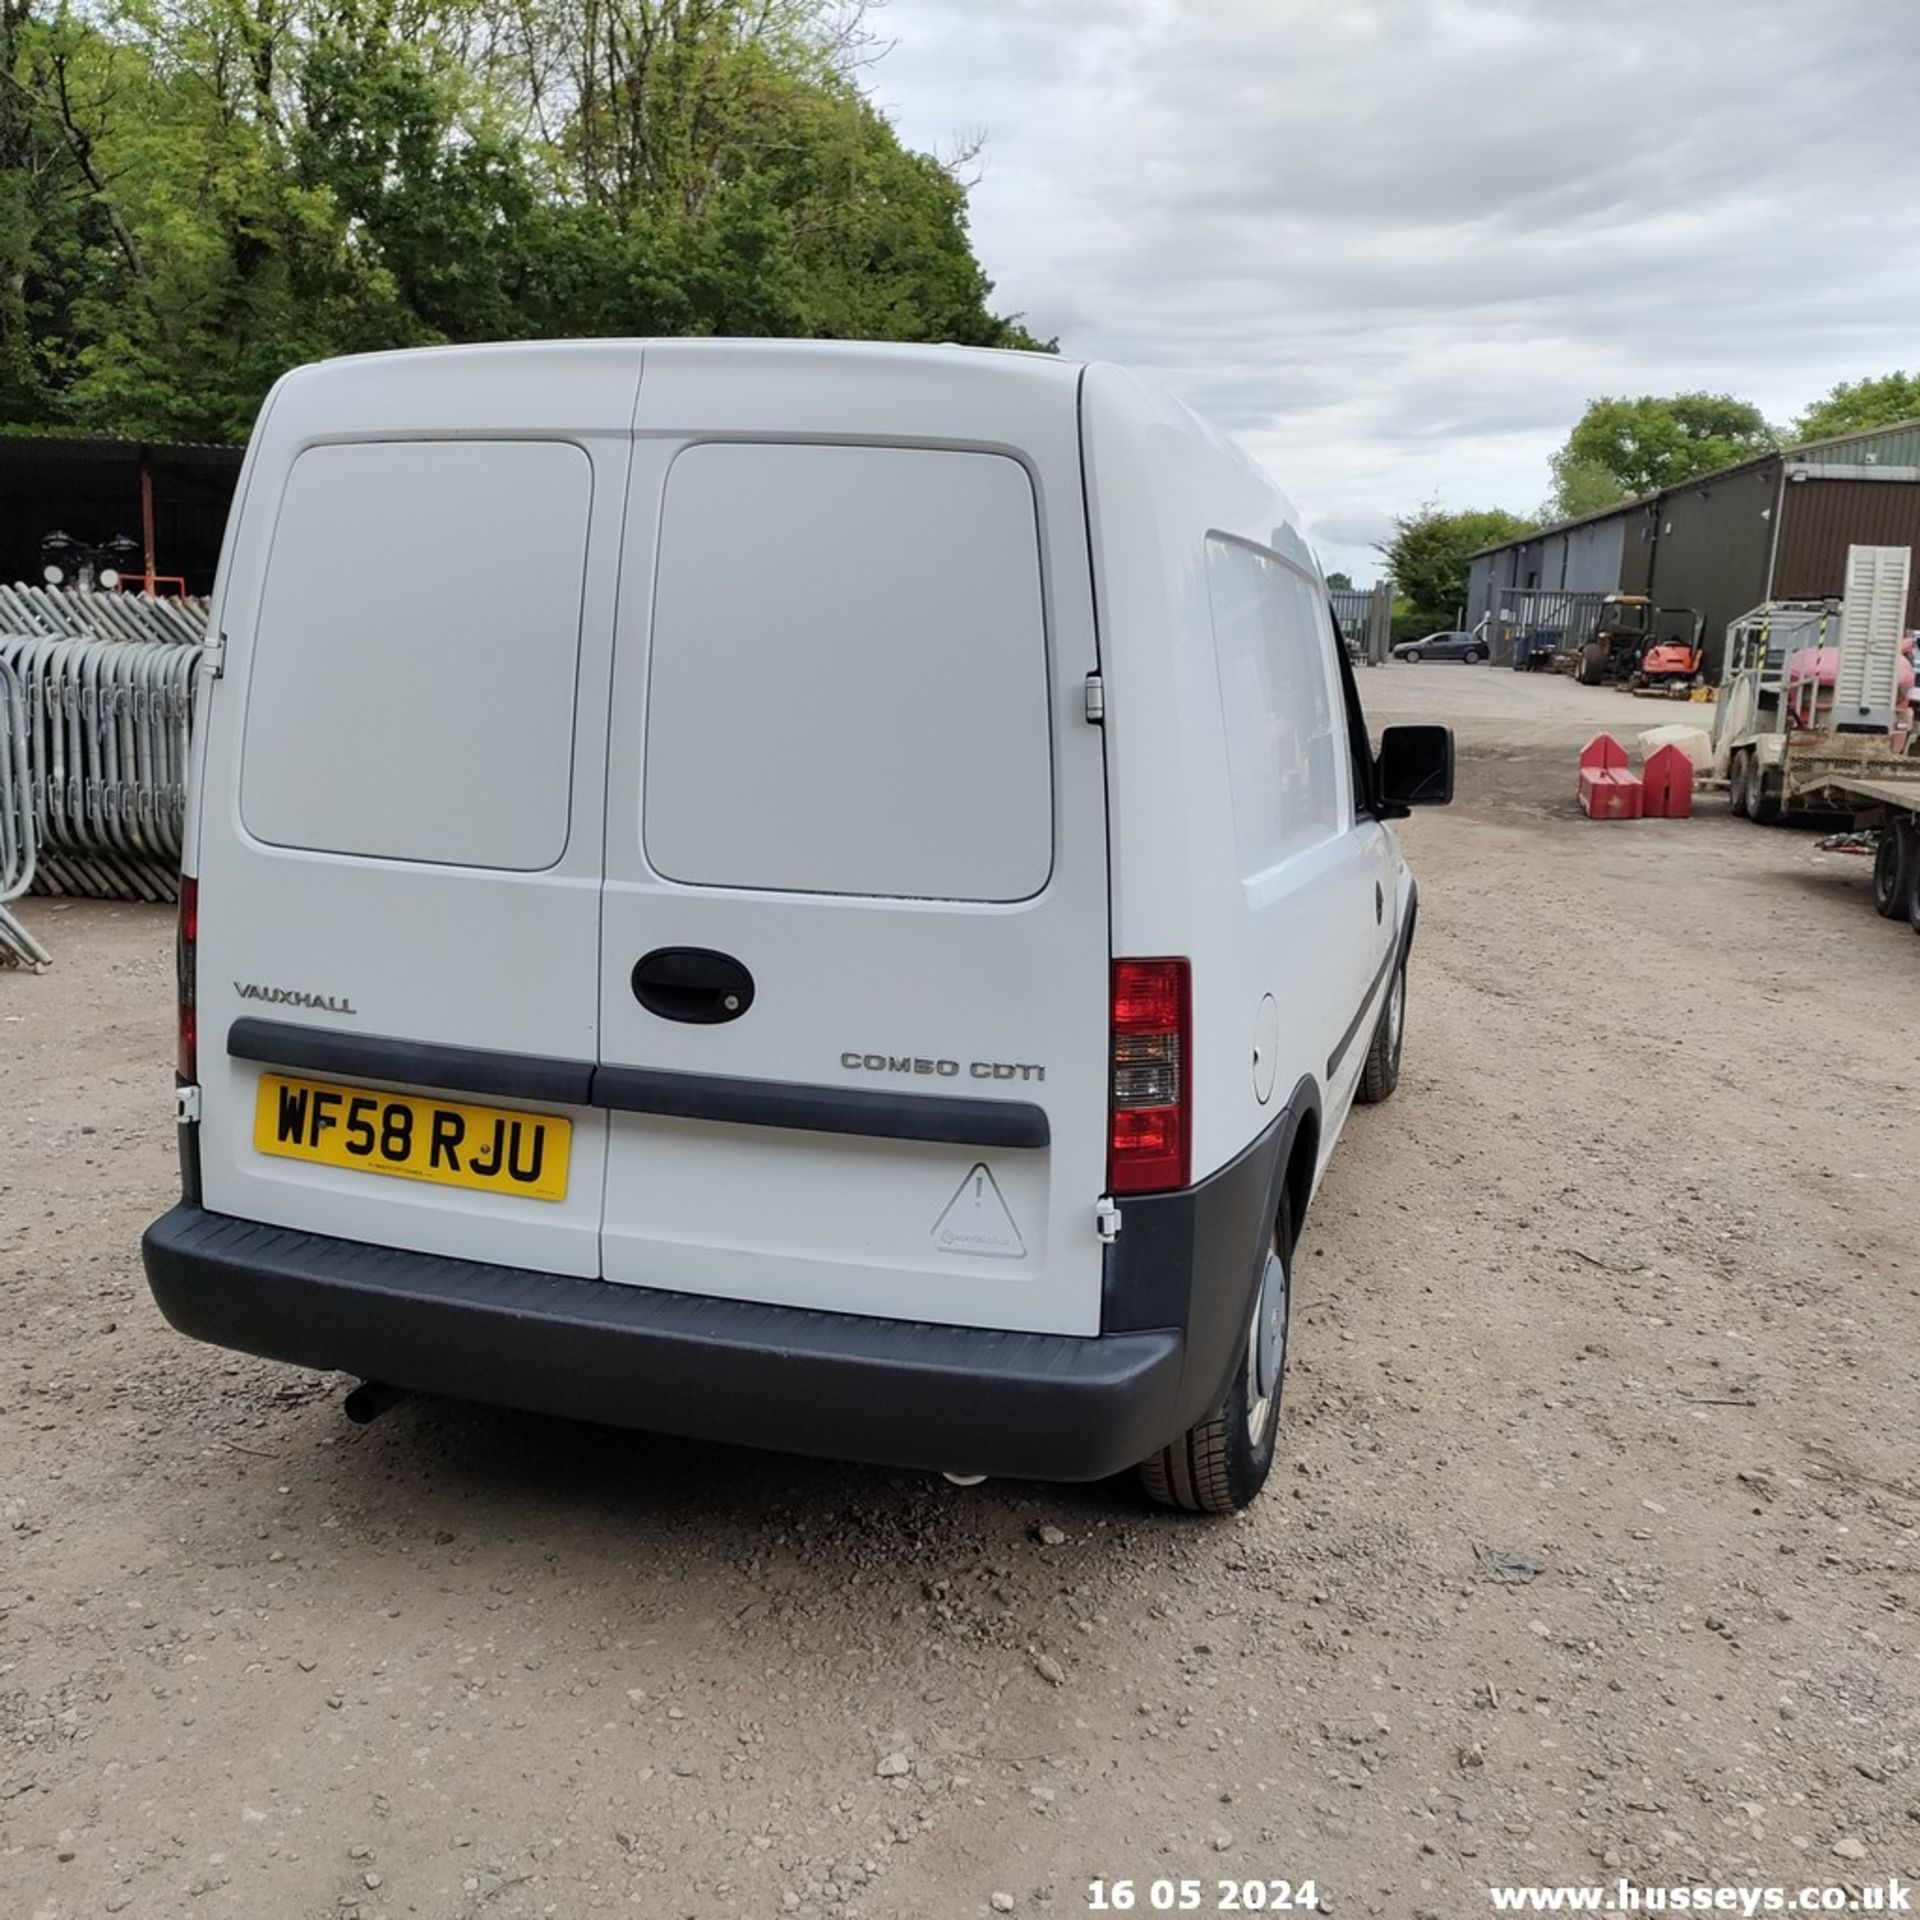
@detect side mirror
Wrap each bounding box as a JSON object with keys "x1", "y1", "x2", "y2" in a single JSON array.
[{"x1": 1376, "y1": 725, "x2": 1454, "y2": 813}]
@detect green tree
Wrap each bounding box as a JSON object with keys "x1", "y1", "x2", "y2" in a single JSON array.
[
  {"x1": 1324, "y1": 569, "x2": 1353, "y2": 591},
  {"x1": 1541, "y1": 447, "x2": 1629, "y2": 523},
  {"x1": 1794, "y1": 371, "x2": 1920, "y2": 443},
  {"x1": 1556, "y1": 393, "x2": 1776, "y2": 498},
  {"x1": 1381, "y1": 505, "x2": 1534, "y2": 632},
  {"x1": 0, "y1": 0, "x2": 1046, "y2": 441}
]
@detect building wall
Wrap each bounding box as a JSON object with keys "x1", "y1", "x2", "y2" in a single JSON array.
[
  {"x1": 1614, "y1": 500, "x2": 1658, "y2": 596},
  {"x1": 1647, "y1": 460, "x2": 1781, "y2": 676},
  {"x1": 1772, "y1": 477, "x2": 1920, "y2": 625},
  {"x1": 1559, "y1": 514, "x2": 1626, "y2": 593}
]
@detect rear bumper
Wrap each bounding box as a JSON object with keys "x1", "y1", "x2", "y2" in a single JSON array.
[{"x1": 141, "y1": 1205, "x2": 1186, "y2": 1481}]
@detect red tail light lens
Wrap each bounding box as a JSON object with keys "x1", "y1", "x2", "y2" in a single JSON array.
[
  {"x1": 1109, "y1": 958, "x2": 1190, "y2": 1194},
  {"x1": 176, "y1": 875, "x2": 198, "y2": 1079}
]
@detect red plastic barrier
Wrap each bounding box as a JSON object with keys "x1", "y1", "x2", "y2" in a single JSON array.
[
  {"x1": 1577, "y1": 735, "x2": 1628, "y2": 793},
  {"x1": 1579, "y1": 768, "x2": 1643, "y2": 820},
  {"x1": 1640, "y1": 744, "x2": 1694, "y2": 819}
]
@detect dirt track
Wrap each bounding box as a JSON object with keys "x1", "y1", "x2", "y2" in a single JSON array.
[{"x1": 4, "y1": 668, "x2": 1918, "y2": 1919}]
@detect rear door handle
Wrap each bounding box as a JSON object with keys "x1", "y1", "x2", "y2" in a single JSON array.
[
  {"x1": 631, "y1": 947, "x2": 755, "y2": 1024},
  {"x1": 1374, "y1": 882, "x2": 1384, "y2": 924}
]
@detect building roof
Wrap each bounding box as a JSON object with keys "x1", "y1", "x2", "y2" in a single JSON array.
[
  {"x1": 1471, "y1": 415, "x2": 1920, "y2": 560},
  {"x1": 0, "y1": 431, "x2": 243, "y2": 469}
]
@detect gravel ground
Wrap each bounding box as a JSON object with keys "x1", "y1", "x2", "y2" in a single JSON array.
[{"x1": 4, "y1": 667, "x2": 1918, "y2": 1919}]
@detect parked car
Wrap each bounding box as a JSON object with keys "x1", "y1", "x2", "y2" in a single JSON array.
[
  {"x1": 142, "y1": 339, "x2": 1452, "y2": 1514},
  {"x1": 1393, "y1": 630, "x2": 1487, "y2": 662}
]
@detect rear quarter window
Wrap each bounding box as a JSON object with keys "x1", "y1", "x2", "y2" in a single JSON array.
[
  {"x1": 1205, "y1": 535, "x2": 1346, "y2": 879},
  {"x1": 239, "y1": 439, "x2": 591, "y2": 871},
  {"x1": 641, "y1": 442, "x2": 1054, "y2": 902}
]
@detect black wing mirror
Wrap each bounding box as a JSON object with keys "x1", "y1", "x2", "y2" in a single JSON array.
[{"x1": 1376, "y1": 725, "x2": 1454, "y2": 815}]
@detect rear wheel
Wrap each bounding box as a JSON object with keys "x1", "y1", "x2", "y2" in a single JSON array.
[
  {"x1": 1751, "y1": 765, "x2": 1785, "y2": 826},
  {"x1": 1577, "y1": 641, "x2": 1607, "y2": 686},
  {"x1": 1872, "y1": 829, "x2": 1907, "y2": 918},
  {"x1": 1465, "y1": 645, "x2": 1485, "y2": 663},
  {"x1": 1356, "y1": 954, "x2": 1405, "y2": 1105},
  {"x1": 1728, "y1": 750, "x2": 1753, "y2": 819},
  {"x1": 1138, "y1": 1210, "x2": 1290, "y2": 1514}
]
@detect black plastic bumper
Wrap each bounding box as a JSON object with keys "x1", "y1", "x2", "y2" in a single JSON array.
[{"x1": 141, "y1": 1205, "x2": 1188, "y2": 1481}]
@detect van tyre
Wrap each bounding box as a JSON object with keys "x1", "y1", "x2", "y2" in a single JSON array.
[
  {"x1": 1138, "y1": 1208, "x2": 1290, "y2": 1514},
  {"x1": 1356, "y1": 955, "x2": 1405, "y2": 1105}
]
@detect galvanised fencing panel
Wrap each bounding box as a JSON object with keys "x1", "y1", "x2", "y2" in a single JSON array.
[
  {"x1": 0, "y1": 589, "x2": 212, "y2": 941},
  {"x1": 1329, "y1": 582, "x2": 1394, "y2": 664},
  {"x1": 1486, "y1": 588, "x2": 1606, "y2": 667},
  {"x1": 0, "y1": 656, "x2": 49, "y2": 967}
]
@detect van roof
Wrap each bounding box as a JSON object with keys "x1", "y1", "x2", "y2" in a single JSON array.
[{"x1": 256, "y1": 338, "x2": 1309, "y2": 569}]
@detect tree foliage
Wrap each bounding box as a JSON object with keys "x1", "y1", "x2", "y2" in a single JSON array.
[
  {"x1": 0, "y1": 0, "x2": 1046, "y2": 440},
  {"x1": 1541, "y1": 446, "x2": 1629, "y2": 524},
  {"x1": 1554, "y1": 393, "x2": 1777, "y2": 500},
  {"x1": 1794, "y1": 371, "x2": 1920, "y2": 444},
  {"x1": 1381, "y1": 504, "x2": 1534, "y2": 632}
]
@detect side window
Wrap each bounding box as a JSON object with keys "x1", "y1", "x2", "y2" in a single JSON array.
[
  {"x1": 1204, "y1": 536, "x2": 1345, "y2": 880},
  {"x1": 1329, "y1": 604, "x2": 1379, "y2": 820}
]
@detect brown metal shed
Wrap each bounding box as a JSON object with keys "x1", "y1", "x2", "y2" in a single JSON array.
[{"x1": 1772, "y1": 474, "x2": 1920, "y2": 626}]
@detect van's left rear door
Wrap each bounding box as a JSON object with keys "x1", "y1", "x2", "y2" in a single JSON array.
[{"x1": 194, "y1": 348, "x2": 638, "y2": 1277}]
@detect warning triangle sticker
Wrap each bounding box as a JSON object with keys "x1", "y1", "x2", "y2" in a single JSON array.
[{"x1": 931, "y1": 1163, "x2": 1027, "y2": 1260}]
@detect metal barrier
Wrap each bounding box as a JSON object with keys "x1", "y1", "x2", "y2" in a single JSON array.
[
  {"x1": 1484, "y1": 588, "x2": 1607, "y2": 667},
  {"x1": 0, "y1": 582, "x2": 210, "y2": 646},
  {"x1": 0, "y1": 657, "x2": 50, "y2": 968},
  {"x1": 0, "y1": 633, "x2": 203, "y2": 910},
  {"x1": 1330, "y1": 582, "x2": 1395, "y2": 665},
  {"x1": 0, "y1": 586, "x2": 211, "y2": 961}
]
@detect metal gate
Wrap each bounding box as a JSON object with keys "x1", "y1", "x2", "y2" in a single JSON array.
[
  {"x1": 1487, "y1": 588, "x2": 1605, "y2": 668},
  {"x1": 1330, "y1": 582, "x2": 1394, "y2": 665}
]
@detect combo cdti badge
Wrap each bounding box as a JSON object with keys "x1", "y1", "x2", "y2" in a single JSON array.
[{"x1": 142, "y1": 339, "x2": 1453, "y2": 1512}]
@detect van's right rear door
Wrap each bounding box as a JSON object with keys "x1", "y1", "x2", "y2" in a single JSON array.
[{"x1": 595, "y1": 345, "x2": 1113, "y2": 1338}]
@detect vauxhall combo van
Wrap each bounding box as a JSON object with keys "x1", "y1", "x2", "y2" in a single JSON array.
[{"x1": 142, "y1": 339, "x2": 1451, "y2": 1512}]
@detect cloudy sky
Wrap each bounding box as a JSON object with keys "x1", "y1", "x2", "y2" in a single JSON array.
[{"x1": 867, "y1": 0, "x2": 1920, "y2": 581}]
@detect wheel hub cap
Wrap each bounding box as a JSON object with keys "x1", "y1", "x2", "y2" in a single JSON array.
[{"x1": 1247, "y1": 1247, "x2": 1287, "y2": 1443}]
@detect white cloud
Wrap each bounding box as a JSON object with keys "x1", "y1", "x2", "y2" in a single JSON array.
[{"x1": 866, "y1": 0, "x2": 1920, "y2": 580}]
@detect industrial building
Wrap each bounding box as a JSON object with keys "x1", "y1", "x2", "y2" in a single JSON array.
[
  {"x1": 1466, "y1": 418, "x2": 1920, "y2": 675},
  {"x1": 0, "y1": 435, "x2": 243, "y2": 595}
]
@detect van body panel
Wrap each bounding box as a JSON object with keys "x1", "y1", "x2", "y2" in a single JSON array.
[
  {"x1": 597, "y1": 345, "x2": 1111, "y2": 1336},
  {"x1": 1080, "y1": 363, "x2": 1402, "y2": 1190},
  {"x1": 190, "y1": 343, "x2": 643, "y2": 1275}
]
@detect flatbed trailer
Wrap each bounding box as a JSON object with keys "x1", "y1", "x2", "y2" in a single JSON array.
[{"x1": 1815, "y1": 770, "x2": 1920, "y2": 930}]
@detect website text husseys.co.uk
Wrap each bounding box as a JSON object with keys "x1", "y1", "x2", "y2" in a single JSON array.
[{"x1": 1488, "y1": 1881, "x2": 1910, "y2": 1915}]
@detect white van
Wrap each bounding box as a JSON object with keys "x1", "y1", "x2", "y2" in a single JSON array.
[{"x1": 143, "y1": 340, "x2": 1451, "y2": 1512}]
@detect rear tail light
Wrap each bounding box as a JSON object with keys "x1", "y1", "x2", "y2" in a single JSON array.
[
  {"x1": 176, "y1": 875, "x2": 197, "y2": 1080},
  {"x1": 1108, "y1": 957, "x2": 1190, "y2": 1194}
]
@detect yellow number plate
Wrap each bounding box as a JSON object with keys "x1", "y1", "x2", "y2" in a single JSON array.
[{"x1": 253, "y1": 1073, "x2": 570, "y2": 1202}]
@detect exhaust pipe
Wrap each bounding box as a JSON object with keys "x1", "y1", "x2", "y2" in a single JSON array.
[{"x1": 343, "y1": 1379, "x2": 406, "y2": 1425}]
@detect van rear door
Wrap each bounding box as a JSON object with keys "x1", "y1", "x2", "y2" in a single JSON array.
[
  {"x1": 194, "y1": 348, "x2": 637, "y2": 1276},
  {"x1": 597, "y1": 346, "x2": 1111, "y2": 1336}
]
